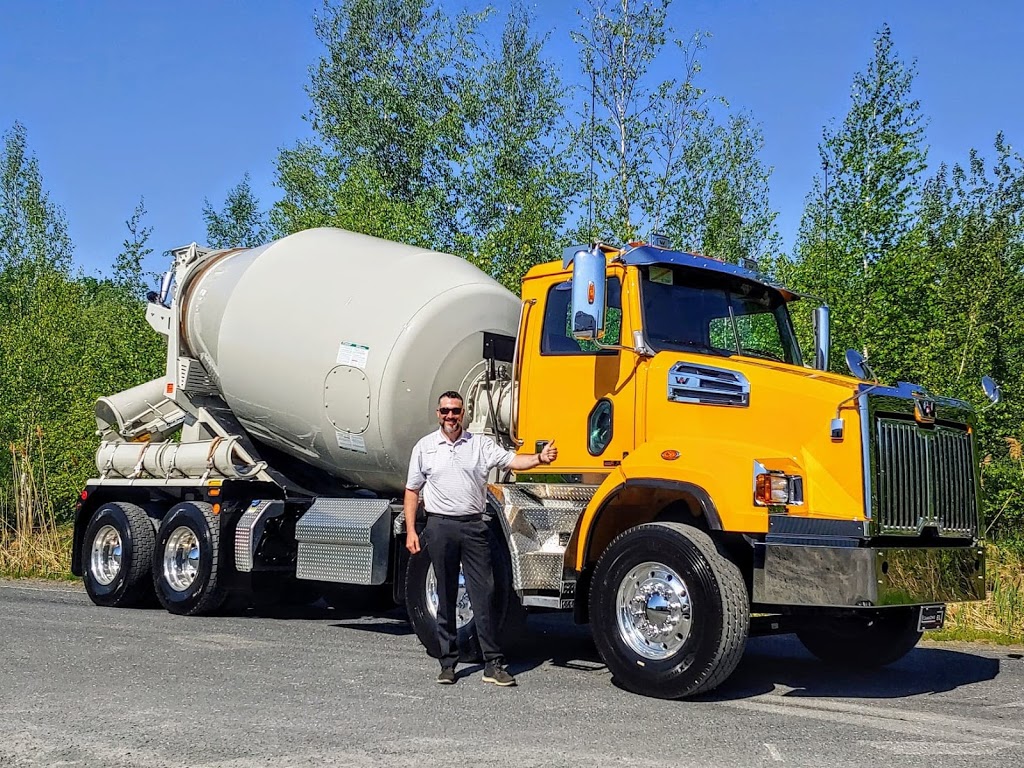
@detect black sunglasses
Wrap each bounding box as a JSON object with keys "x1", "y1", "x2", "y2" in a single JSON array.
[{"x1": 438, "y1": 407, "x2": 463, "y2": 415}]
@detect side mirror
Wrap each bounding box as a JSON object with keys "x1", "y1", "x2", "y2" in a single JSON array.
[
  {"x1": 982, "y1": 375, "x2": 1001, "y2": 405},
  {"x1": 569, "y1": 247, "x2": 606, "y2": 341},
  {"x1": 812, "y1": 305, "x2": 830, "y2": 371},
  {"x1": 845, "y1": 349, "x2": 876, "y2": 382}
]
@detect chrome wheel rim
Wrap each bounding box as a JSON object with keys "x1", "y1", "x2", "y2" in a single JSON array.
[
  {"x1": 90, "y1": 525, "x2": 122, "y2": 586},
  {"x1": 425, "y1": 564, "x2": 473, "y2": 629},
  {"x1": 163, "y1": 526, "x2": 200, "y2": 592},
  {"x1": 616, "y1": 561, "x2": 693, "y2": 660}
]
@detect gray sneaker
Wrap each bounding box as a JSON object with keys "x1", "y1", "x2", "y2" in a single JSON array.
[
  {"x1": 482, "y1": 664, "x2": 516, "y2": 687},
  {"x1": 437, "y1": 667, "x2": 456, "y2": 685}
]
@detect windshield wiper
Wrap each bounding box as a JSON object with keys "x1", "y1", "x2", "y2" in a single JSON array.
[
  {"x1": 652, "y1": 338, "x2": 726, "y2": 355},
  {"x1": 735, "y1": 347, "x2": 783, "y2": 362}
]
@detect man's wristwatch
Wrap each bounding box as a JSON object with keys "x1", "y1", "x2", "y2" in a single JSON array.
[{"x1": 537, "y1": 452, "x2": 547, "y2": 465}]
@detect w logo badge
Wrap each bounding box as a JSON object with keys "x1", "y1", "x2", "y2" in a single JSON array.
[{"x1": 914, "y1": 398, "x2": 937, "y2": 424}]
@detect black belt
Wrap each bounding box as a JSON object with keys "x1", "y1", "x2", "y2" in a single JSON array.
[{"x1": 426, "y1": 512, "x2": 483, "y2": 522}]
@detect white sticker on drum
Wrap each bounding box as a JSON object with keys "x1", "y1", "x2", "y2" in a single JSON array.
[
  {"x1": 335, "y1": 430, "x2": 367, "y2": 453},
  {"x1": 336, "y1": 341, "x2": 369, "y2": 369}
]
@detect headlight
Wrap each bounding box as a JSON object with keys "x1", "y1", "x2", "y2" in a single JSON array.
[{"x1": 754, "y1": 471, "x2": 804, "y2": 506}]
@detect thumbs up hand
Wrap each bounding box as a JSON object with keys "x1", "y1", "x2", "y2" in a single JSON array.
[{"x1": 539, "y1": 439, "x2": 558, "y2": 465}]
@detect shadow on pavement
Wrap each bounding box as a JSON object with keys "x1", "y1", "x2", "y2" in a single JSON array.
[
  {"x1": 231, "y1": 595, "x2": 415, "y2": 635},
  {"x1": 502, "y1": 614, "x2": 1001, "y2": 699},
  {"x1": 703, "y1": 634, "x2": 1000, "y2": 701},
  {"x1": 230, "y1": 599, "x2": 1001, "y2": 700},
  {"x1": 510, "y1": 611, "x2": 603, "y2": 674}
]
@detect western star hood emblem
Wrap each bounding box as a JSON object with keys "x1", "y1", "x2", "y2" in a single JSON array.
[{"x1": 914, "y1": 397, "x2": 937, "y2": 424}]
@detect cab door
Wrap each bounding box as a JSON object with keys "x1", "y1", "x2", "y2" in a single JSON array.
[{"x1": 517, "y1": 267, "x2": 638, "y2": 473}]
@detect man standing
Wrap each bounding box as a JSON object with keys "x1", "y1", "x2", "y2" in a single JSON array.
[{"x1": 404, "y1": 390, "x2": 558, "y2": 686}]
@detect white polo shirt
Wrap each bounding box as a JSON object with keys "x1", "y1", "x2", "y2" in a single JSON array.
[{"x1": 406, "y1": 429, "x2": 517, "y2": 517}]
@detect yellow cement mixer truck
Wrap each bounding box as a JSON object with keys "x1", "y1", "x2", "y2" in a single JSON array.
[{"x1": 72, "y1": 227, "x2": 995, "y2": 698}]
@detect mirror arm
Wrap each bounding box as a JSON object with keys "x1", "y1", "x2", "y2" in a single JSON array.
[
  {"x1": 593, "y1": 341, "x2": 652, "y2": 356},
  {"x1": 834, "y1": 384, "x2": 883, "y2": 421},
  {"x1": 594, "y1": 329, "x2": 653, "y2": 357}
]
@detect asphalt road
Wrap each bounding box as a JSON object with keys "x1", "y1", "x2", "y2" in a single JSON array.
[{"x1": 2, "y1": 579, "x2": 1023, "y2": 768}]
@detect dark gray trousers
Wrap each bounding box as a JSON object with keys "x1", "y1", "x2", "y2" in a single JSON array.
[{"x1": 424, "y1": 514, "x2": 502, "y2": 669}]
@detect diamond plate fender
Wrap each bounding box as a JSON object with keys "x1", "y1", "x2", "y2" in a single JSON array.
[
  {"x1": 488, "y1": 483, "x2": 595, "y2": 592},
  {"x1": 294, "y1": 498, "x2": 396, "y2": 585},
  {"x1": 234, "y1": 499, "x2": 287, "y2": 572}
]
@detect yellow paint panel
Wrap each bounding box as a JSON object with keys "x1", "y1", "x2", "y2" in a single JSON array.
[
  {"x1": 517, "y1": 258, "x2": 869, "y2": 572},
  {"x1": 517, "y1": 265, "x2": 639, "y2": 469}
]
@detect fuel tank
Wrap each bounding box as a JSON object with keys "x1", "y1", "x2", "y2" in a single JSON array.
[{"x1": 178, "y1": 227, "x2": 520, "y2": 493}]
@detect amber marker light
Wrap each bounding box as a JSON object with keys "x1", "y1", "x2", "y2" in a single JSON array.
[
  {"x1": 661, "y1": 449, "x2": 680, "y2": 460},
  {"x1": 212, "y1": 503, "x2": 222, "y2": 515},
  {"x1": 755, "y1": 473, "x2": 790, "y2": 505},
  {"x1": 588, "y1": 281, "x2": 596, "y2": 304}
]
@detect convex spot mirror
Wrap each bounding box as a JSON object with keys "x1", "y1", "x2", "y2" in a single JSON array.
[
  {"x1": 569, "y1": 247, "x2": 606, "y2": 341},
  {"x1": 982, "y1": 375, "x2": 1001, "y2": 405},
  {"x1": 845, "y1": 349, "x2": 867, "y2": 380},
  {"x1": 845, "y1": 349, "x2": 877, "y2": 382}
]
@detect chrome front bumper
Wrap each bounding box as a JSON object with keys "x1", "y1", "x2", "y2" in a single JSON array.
[{"x1": 753, "y1": 541, "x2": 986, "y2": 608}]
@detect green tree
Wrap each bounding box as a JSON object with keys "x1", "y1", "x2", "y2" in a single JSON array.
[
  {"x1": 0, "y1": 123, "x2": 85, "y2": 512},
  {"x1": 0, "y1": 127, "x2": 166, "y2": 520},
  {"x1": 572, "y1": 0, "x2": 674, "y2": 242},
  {"x1": 203, "y1": 173, "x2": 272, "y2": 249},
  {"x1": 273, "y1": 0, "x2": 485, "y2": 248},
  {"x1": 571, "y1": 0, "x2": 777, "y2": 260},
  {"x1": 783, "y1": 24, "x2": 927, "y2": 361},
  {"x1": 458, "y1": 4, "x2": 578, "y2": 289},
  {"x1": 0, "y1": 123, "x2": 72, "y2": 271},
  {"x1": 919, "y1": 139, "x2": 1024, "y2": 541},
  {"x1": 113, "y1": 197, "x2": 154, "y2": 295},
  {"x1": 78, "y1": 201, "x2": 167, "y2": 451},
  {"x1": 666, "y1": 112, "x2": 780, "y2": 263}
]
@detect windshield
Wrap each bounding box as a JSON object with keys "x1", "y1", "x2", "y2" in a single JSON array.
[{"x1": 640, "y1": 265, "x2": 802, "y2": 365}]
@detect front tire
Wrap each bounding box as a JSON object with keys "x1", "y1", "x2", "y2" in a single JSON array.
[
  {"x1": 796, "y1": 608, "x2": 923, "y2": 667},
  {"x1": 82, "y1": 502, "x2": 155, "y2": 608},
  {"x1": 590, "y1": 523, "x2": 749, "y2": 699},
  {"x1": 153, "y1": 501, "x2": 227, "y2": 616}
]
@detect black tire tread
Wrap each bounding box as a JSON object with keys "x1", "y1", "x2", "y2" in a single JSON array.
[
  {"x1": 662, "y1": 524, "x2": 749, "y2": 695},
  {"x1": 186, "y1": 502, "x2": 226, "y2": 616},
  {"x1": 592, "y1": 522, "x2": 750, "y2": 698},
  {"x1": 84, "y1": 502, "x2": 156, "y2": 608},
  {"x1": 154, "y1": 501, "x2": 226, "y2": 616},
  {"x1": 121, "y1": 503, "x2": 157, "y2": 605}
]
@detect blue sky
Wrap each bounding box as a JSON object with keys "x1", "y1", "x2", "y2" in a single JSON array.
[{"x1": 2, "y1": 1, "x2": 1022, "y2": 280}]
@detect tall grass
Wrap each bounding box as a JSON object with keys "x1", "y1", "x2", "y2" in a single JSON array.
[
  {"x1": 0, "y1": 429, "x2": 72, "y2": 578},
  {"x1": 939, "y1": 543, "x2": 1024, "y2": 643}
]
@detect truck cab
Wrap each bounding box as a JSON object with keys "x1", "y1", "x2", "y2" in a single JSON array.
[{"x1": 491, "y1": 240, "x2": 987, "y2": 697}]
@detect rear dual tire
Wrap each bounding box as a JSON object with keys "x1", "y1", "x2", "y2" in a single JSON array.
[
  {"x1": 82, "y1": 502, "x2": 156, "y2": 608},
  {"x1": 152, "y1": 501, "x2": 227, "y2": 616}
]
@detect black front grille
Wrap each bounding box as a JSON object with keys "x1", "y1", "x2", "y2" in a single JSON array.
[{"x1": 874, "y1": 419, "x2": 977, "y2": 537}]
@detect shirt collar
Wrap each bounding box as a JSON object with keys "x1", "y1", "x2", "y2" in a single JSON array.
[{"x1": 436, "y1": 427, "x2": 473, "y2": 446}]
